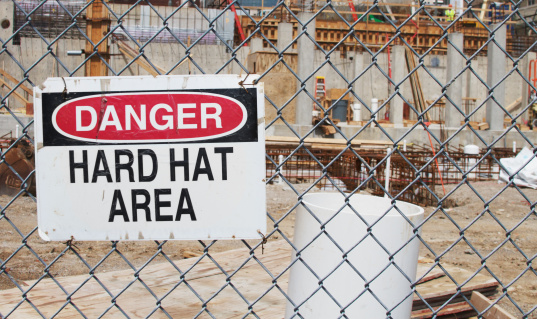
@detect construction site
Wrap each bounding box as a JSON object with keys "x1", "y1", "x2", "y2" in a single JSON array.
[
  {"x1": 0, "y1": 0, "x2": 536, "y2": 318},
  {"x1": 1, "y1": 0, "x2": 536, "y2": 205}
]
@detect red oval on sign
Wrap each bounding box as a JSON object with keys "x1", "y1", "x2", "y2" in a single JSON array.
[{"x1": 52, "y1": 92, "x2": 247, "y2": 143}]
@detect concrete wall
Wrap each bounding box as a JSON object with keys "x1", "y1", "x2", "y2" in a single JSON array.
[
  {"x1": 0, "y1": 41, "x2": 527, "y2": 137},
  {"x1": 300, "y1": 51, "x2": 522, "y2": 126}
]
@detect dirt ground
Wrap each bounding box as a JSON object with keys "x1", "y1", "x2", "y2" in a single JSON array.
[{"x1": 0, "y1": 181, "x2": 536, "y2": 318}]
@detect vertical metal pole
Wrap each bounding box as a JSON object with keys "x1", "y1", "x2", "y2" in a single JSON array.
[{"x1": 384, "y1": 147, "x2": 391, "y2": 198}]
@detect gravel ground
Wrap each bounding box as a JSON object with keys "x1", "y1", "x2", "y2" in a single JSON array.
[{"x1": 0, "y1": 181, "x2": 536, "y2": 317}]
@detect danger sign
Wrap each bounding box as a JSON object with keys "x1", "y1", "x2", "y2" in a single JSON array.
[{"x1": 34, "y1": 75, "x2": 266, "y2": 241}]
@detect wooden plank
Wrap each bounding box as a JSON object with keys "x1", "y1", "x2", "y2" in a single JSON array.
[
  {"x1": 85, "y1": 0, "x2": 110, "y2": 76},
  {"x1": 479, "y1": 0, "x2": 489, "y2": 21},
  {"x1": 0, "y1": 68, "x2": 33, "y2": 96},
  {"x1": 405, "y1": 47, "x2": 428, "y2": 121},
  {"x1": 412, "y1": 301, "x2": 474, "y2": 319},
  {"x1": 413, "y1": 279, "x2": 499, "y2": 310},
  {"x1": 118, "y1": 47, "x2": 159, "y2": 76},
  {"x1": 327, "y1": 88, "x2": 352, "y2": 101},
  {"x1": 265, "y1": 136, "x2": 395, "y2": 147},
  {"x1": 117, "y1": 40, "x2": 166, "y2": 75},
  {"x1": 416, "y1": 268, "x2": 445, "y2": 285},
  {"x1": 321, "y1": 124, "x2": 337, "y2": 135},
  {"x1": 470, "y1": 291, "x2": 517, "y2": 319},
  {"x1": 504, "y1": 97, "x2": 522, "y2": 114},
  {"x1": 0, "y1": 78, "x2": 30, "y2": 105}
]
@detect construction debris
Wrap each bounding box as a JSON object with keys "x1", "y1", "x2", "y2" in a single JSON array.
[
  {"x1": 499, "y1": 147, "x2": 537, "y2": 188},
  {"x1": 412, "y1": 262, "x2": 503, "y2": 319},
  {"x1": 0, "y1": 137, "x2": 36, "y2": 196}
]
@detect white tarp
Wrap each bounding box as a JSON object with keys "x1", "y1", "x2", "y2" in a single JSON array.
[{"x1": 499, "y1": 147, "x2": 537, "y2": 189}]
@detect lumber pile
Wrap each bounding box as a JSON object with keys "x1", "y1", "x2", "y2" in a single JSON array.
[
  {"x1": 411, "y1": 258, "x2": 513, "y2": 319},
  {"x1": 405, "y1": 47, "x2": 430, "y2": 122},
  {"x1": 460, "y1": 120, "x2": 490, "y2": 130},
  {"x1": 266, "y1": 135, "x2": 396, "y2": 149}
]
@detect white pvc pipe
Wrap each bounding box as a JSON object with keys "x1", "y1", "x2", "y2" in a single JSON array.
[
  {"x1": 352, "y1": 103, "x2": 361, "y2": 121},
  {"x1": 385, "y1": 147, "x2": 391, "y2": 198},
  {"x1": 15, "y1": 125, "x2": 19, "y2": 138},
  {"x1": 277, "y1": 154, "x2": 284, "y2": 184},
  {"x1": 513, "y1": 141, "x2": 517, "y2": 154},
  {"x1": 285, "y1": 193, "x2": 424, "y2": 319},
  {"x1": 371, "y1": 98, "x2": 379, "y2": 121},
  {"x1": 403, "y1": 139, "x2": 407, "y2": 152}
]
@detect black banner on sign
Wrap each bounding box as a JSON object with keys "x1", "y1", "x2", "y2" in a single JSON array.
[{"x1": 41, "y1": 88, "x2": 258, "y2": 147}]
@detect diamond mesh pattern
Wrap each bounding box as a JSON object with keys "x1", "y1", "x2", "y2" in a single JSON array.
[{"x1": 0, "y1": 0, "x2": 536, "y2": 318}]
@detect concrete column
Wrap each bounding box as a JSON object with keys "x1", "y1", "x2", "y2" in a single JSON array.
[
  {"x1": 250, "y1": 37, "x2": 264, "y2": 53},
  {"x1": 465, "y1": 58, "x2": 477, "y2": 100},
  {"x1": 352, "y1": 52, "x2": 362, "y2": 120},
  {"x1": 295, "y1": 12, "x2": 316, "y2": 126},
  {"x1": 0, "y1": 1, "x2": 14, "y2": 43},
  {"x1": 486, "y1": 24, "x2": 507, "y2": 131},
  {"x1": 521, "y1": 52, "x2": 537, "y2": 124},
  {"x1": 353, "y1": 52, "x2": 374, "y2": 122},
  {"x1": 277, "y1": 22, "x2": 293, "y2": 52},
  {"x1": 361, "y1": 53, "x2": 374, "y2": 121},
  {"x1": 446, "y1": 32, "x2": 464, "y2": 128},
  {"x1": 390, "y1": 45, "x2": 406, "y2": 127}
]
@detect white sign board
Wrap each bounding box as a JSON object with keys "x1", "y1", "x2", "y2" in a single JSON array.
[{"x1": 34, "y1": 75, "x2": 266, "y2": 241}]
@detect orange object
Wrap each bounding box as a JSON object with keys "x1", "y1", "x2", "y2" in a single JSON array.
[{"x1": 529, "y1": 59, "x2": 537, "y2": 97}]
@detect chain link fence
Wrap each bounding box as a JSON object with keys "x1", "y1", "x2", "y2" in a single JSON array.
[{"x1": 1, "y1": 0, "x2": 537, "y2": 317}]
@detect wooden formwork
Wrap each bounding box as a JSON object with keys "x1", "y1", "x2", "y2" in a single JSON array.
[{"x1": 240, "y1": 16, "x2": 517, "y2": 56}]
